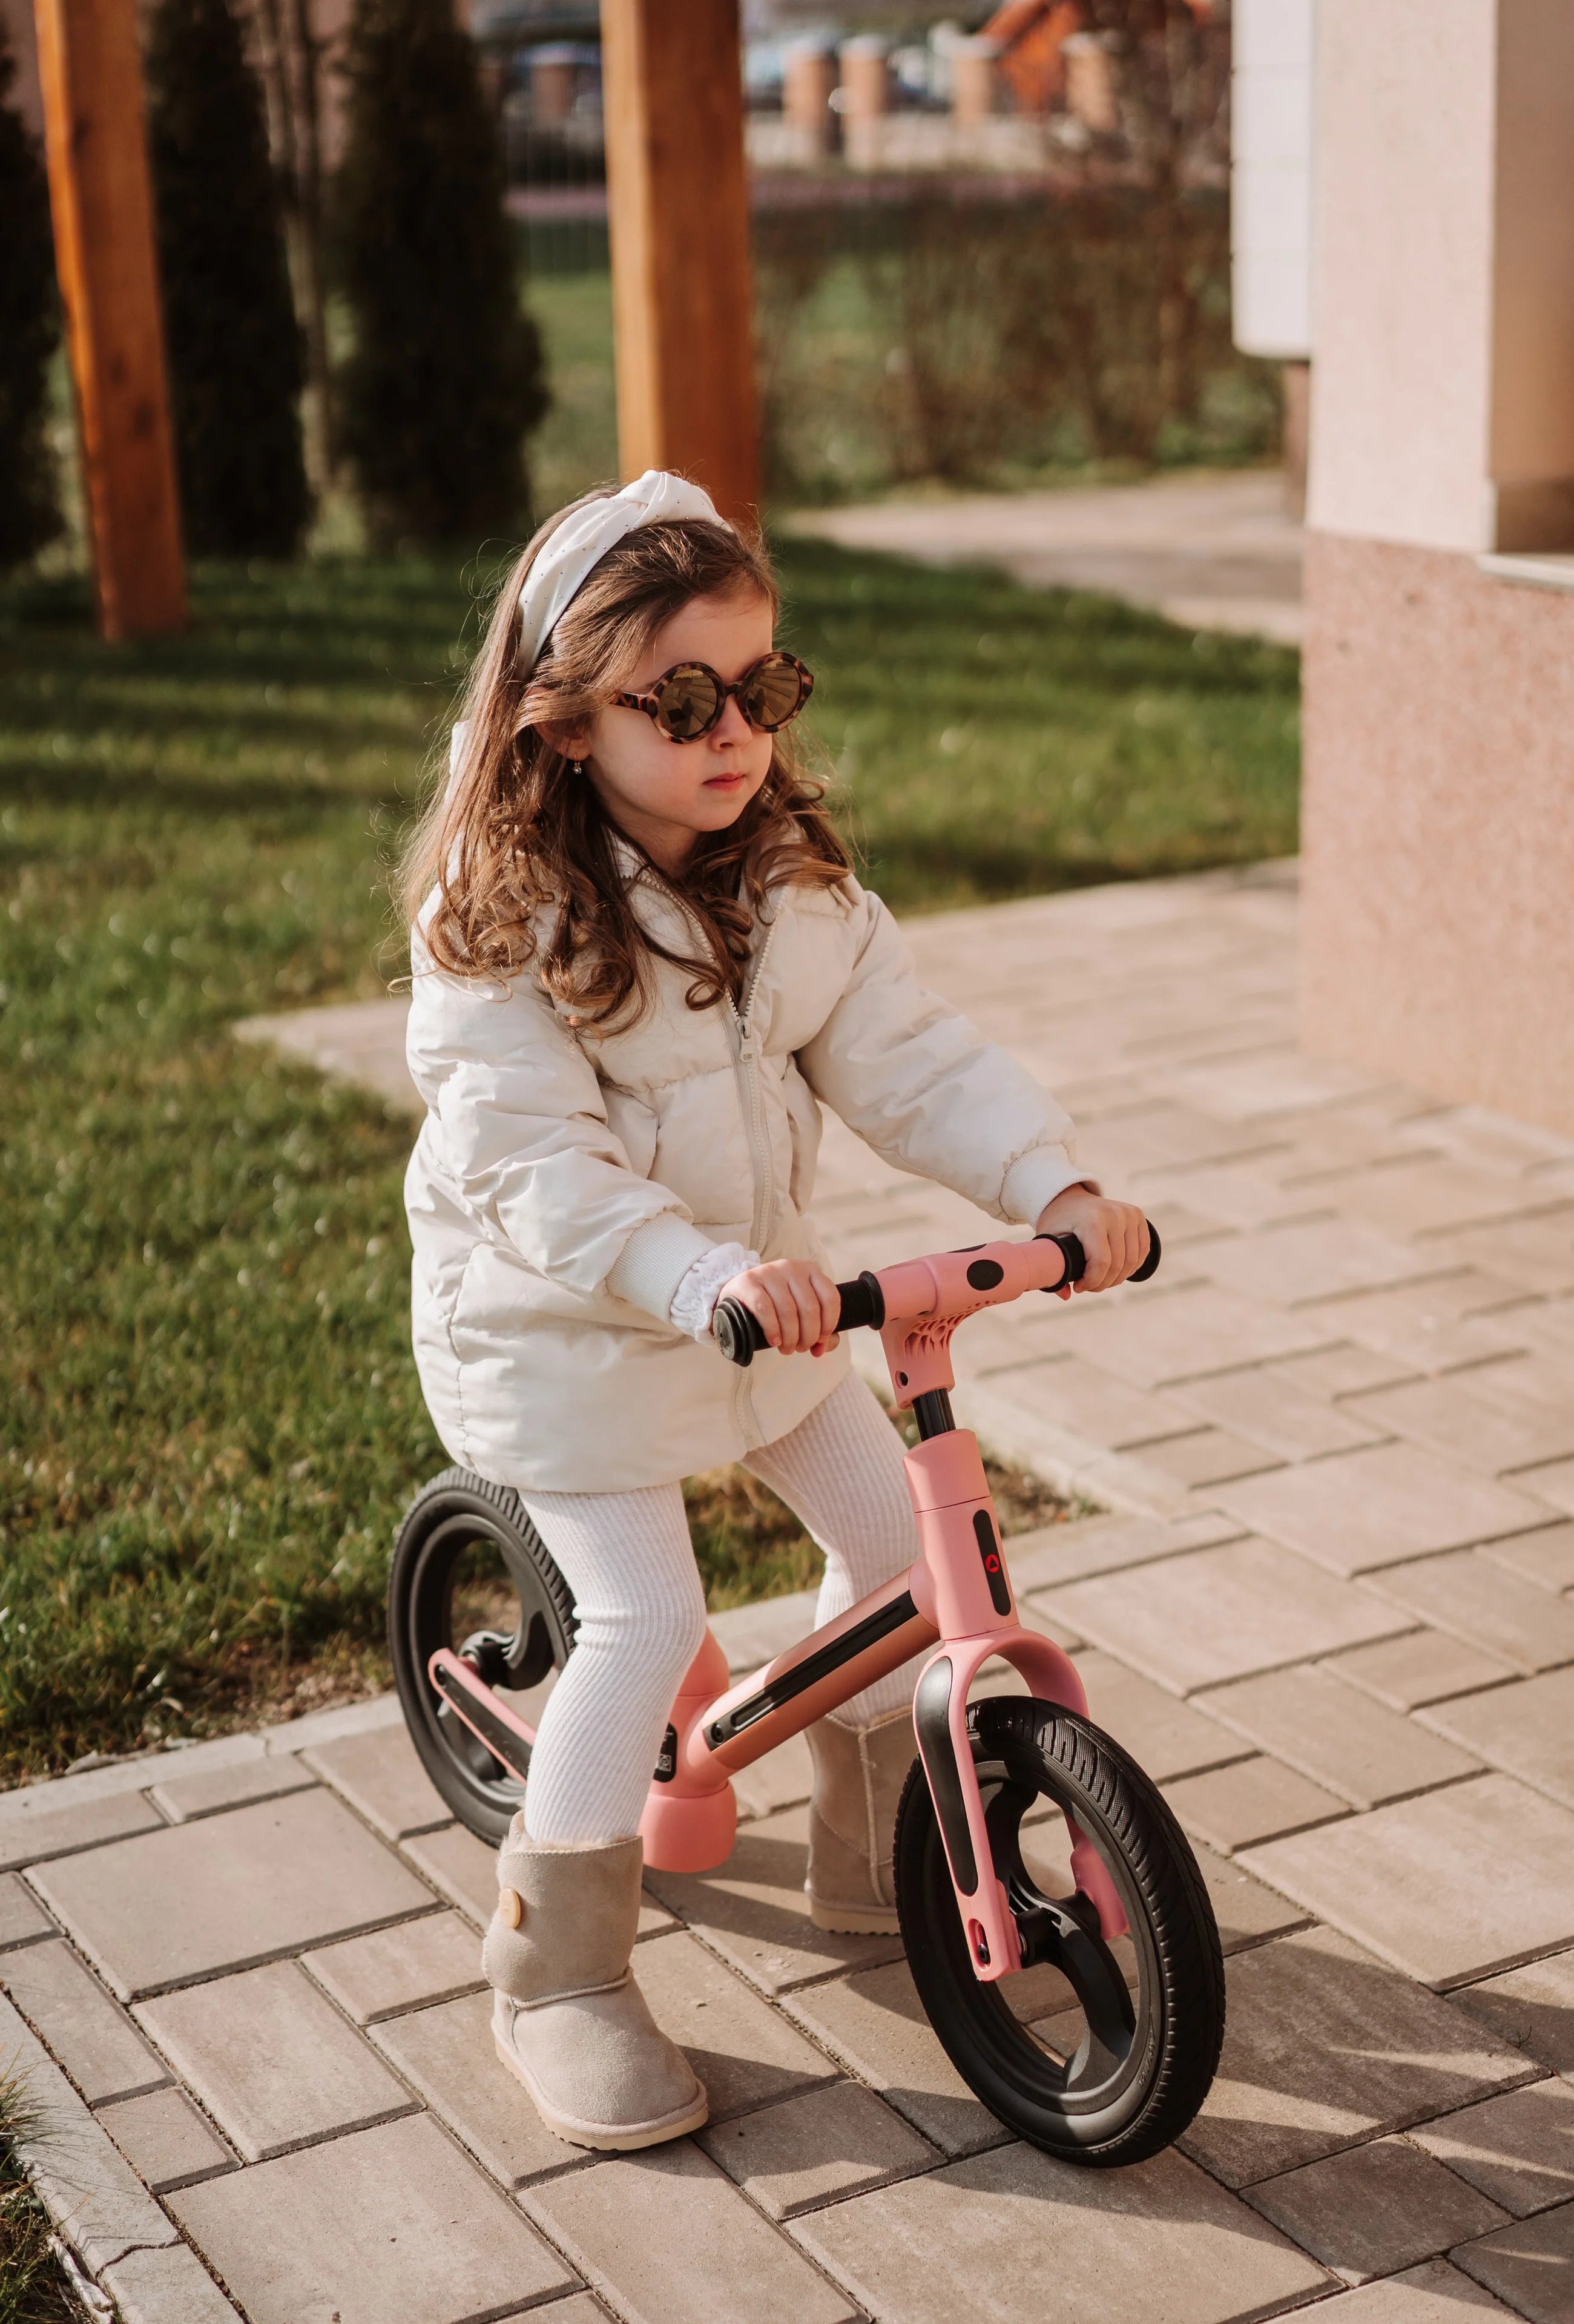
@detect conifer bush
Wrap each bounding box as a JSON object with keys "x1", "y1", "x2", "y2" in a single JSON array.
[
  {"x1": 145, "y1": 0, "x2": 309, "y2": 557},
  {"x1": 336, "y1": 0, "x2": 547, "y2": 545},
  {"x1": 0, "y1": 22, "x2": 62, "y2": 571}
]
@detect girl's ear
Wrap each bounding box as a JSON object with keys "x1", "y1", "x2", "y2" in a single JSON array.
[{"x1": 538, "y1": 717, "x2": 591, "y2": 763}]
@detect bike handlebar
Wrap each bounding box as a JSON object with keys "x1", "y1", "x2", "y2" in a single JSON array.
[{"x1": 713, "y1": 1223, "x2": 1162, "y2": 1368}]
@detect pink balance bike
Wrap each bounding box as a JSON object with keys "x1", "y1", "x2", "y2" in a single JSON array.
[{"x1": 389, "y1": 1224, "x2": 1227, "y2": 2167}]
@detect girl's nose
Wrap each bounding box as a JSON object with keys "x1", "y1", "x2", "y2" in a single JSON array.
[{"x1": 710, "y1": 692, "x2": 753, "y2": 746}]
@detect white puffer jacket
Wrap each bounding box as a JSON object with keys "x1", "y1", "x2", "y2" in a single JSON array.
[{"x1": 404, "y1": 854, "x2": 1085, "y2": 1491}]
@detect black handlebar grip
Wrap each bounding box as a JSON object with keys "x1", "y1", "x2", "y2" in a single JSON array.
[
  {"x1": 713, "y1": 1296, "x2": 769, "y2": 1367},
  {"x1": 1036, "y1": 1220, "x2": 1162, "y2": 1288}
]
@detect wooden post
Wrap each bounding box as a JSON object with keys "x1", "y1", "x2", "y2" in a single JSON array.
[
  {"x1": 599, "y1": 0, "x2": 759, "y2": 521},
  {"x1": 33, "y1": 0, "x2": 186, "y2": 639}
]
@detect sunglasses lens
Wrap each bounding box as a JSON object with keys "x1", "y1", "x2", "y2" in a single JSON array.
[
  {"x1": 652, "y1": 665, "x2": 723, "y2": 741},
  {"x1": 740, "y1": 654, "x2": 808, "y2": 731}
]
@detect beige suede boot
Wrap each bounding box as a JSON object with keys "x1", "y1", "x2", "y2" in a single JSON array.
[
  {"x1": 805, "y1": 1708, "x2": 918, "y2": 1934},
  {"x1": 482, "y1": 1822, "x2": 707, "y2": 2150}
]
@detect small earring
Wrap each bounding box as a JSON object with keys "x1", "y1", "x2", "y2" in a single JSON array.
[{"x1": 569, "y1": 757, "x2": 584, "y2": 777}]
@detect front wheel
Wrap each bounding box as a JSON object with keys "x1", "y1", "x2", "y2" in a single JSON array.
[{"x1": 894, "y1": 1695, "x2": 1225, "y2": 2166}]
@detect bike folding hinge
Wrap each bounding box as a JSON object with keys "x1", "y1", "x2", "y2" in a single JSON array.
[{"x1": 912, "y1": 1629, "x2": 1126, "y2": 1984}]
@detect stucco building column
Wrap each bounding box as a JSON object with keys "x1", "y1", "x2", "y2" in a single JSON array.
[{"x1": 1302, "y1": 0, "x2": 1574, "y2": 1134}]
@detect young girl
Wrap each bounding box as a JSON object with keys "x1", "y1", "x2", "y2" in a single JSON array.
[{"x1": 403, "y1": 470, "x2": 1148, "y2": 2155}]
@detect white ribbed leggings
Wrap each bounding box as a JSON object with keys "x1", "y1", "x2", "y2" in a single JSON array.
[{"x1": 517, "y1": 1372, "x2": 919, "y2": 1845}]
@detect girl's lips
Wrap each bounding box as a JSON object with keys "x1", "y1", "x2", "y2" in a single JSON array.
[{"x1": 703, "y1": 771, "x2": 748, "y2": 789}]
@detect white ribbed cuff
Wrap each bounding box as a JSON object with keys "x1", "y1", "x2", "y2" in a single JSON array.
[
  {"x1": 670, "y1": 1242, "x2": 760, "y2": 1342},
  {"x1": 605, "y1": 1211, "x2": 717, "y2": 1325},
  {"x1": 998, "y1": 1143, "x2": 1099, "y2": 1227}
]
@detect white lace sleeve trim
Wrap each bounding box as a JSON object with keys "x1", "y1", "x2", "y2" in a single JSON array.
[{"x1": 671, "y1": 1242, "x2": 761, "y2": 1343}]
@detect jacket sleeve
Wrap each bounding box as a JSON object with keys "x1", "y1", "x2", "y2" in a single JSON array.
[
  {"x1": 406, "y1": 927, "x2": 716, "y2": 1322},
  {"x1": 794, "y1": 886, "x2": 1091, "y2": 1226}
]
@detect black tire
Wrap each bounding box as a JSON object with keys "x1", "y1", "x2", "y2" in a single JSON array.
[
  {"x1": 894, "y1": 1695, "x2": 1225, "y2": 2166},
  {"x1": 387, "y1": 1466, "x2": 577, "y2": 1843}
]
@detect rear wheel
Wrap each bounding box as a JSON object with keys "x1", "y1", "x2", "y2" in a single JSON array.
[
  {"x1": 894, "y1": 1695, "x2": 1225, "y2": 2165},
  {"x1": 387, "y1": 1468, "x2": 576, "y2": 1843}
]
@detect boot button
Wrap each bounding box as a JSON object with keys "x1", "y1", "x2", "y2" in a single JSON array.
[{"x1": 498, "y1": 1886, "x2": 524, "y2": 1929}]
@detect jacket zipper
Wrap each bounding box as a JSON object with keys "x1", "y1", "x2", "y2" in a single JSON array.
[{"x1": 728, "y1": 918, "x2": 778, "y2": 1259}]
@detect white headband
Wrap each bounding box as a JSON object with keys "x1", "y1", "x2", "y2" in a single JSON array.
[{"x1": 516, "y1": 468, "x2": 729, "y2": 674}]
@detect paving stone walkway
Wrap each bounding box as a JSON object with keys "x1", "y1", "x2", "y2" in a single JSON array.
[
  {"x1": 785, "y1": 468, "x2": 1305, "y2": 646},
  {"x1": 12, "y1": 862, "x2": 1574, "y2": 2324}
]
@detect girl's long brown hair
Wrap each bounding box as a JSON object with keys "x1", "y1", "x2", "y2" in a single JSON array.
[{"x1": 401, "y1": 490, "x2": 852, "y2": 1025}]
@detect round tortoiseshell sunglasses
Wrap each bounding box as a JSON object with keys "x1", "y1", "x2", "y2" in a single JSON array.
[{"x1": 613, "y1": 650, "x2": 814, "y2": 743}]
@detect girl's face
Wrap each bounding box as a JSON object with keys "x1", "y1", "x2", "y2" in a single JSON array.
[{"x1": 560, "y1": 587, "x2": 776, "y2": 875}]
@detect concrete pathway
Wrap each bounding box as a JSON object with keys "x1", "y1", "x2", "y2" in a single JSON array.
[
  {"x1": 785, "y1": 468, "x2": 1305, "y2": 647},
  {"x1": 12, "y1": 864, "x2": 1574, "y2": 2324}
]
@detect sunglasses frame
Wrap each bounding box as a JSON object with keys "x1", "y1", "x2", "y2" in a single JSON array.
[{"x1": 613, "y1": 651, "x2": 814, "y2": 743}]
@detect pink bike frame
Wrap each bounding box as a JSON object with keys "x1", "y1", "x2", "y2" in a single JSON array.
[{"x1": 429, "y1": 1231, "x2": 1128, "y2": 1989}]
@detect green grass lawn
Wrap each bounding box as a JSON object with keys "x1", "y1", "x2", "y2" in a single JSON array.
[{"x1": 0, "y1": 543, "x2": 1297, "y2": 1782}]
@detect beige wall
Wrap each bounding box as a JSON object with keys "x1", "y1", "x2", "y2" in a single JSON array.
[
  {"x1": 2, "y1": 0, "x2": 44, "y2": 139},
  {"x1": 1302, "y1": 537, "x2": 1574, "y2": 1132},
  {"x1": 1309, "y1": 0, "x2": 1574, "y2": 555},
  {"x1": 1302, "y1": 0, "x2": 1574, "y2": 1134}
]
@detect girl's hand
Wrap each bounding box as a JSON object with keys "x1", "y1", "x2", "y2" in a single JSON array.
[
  {"x1": 1035, "y1": 1187, "x2": 1150, "y2": 1296},
  {"x1": 718, "y1": 1258, "x2": 842, "y2": 1356}
]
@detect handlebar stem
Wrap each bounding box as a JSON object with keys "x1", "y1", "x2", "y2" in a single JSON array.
[{"x1": 874, "y1": 1236, "x2": 1072, "y2": 1413}]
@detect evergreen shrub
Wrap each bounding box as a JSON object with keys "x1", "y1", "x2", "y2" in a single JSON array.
[
  {"x1": 337, "y1": 0, "x2": 547, "y2": 545},
  {"x1": 0, "y1": 22, "x2": 63, "y2": 570},
  {"x1": 145, "y1": 0, "x2": 309, "y2": 557}
]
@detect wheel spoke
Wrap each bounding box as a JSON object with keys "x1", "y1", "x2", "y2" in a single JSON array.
[{"x1": 985, "y1": 1777, "x2": 1136, "y2": 2093}]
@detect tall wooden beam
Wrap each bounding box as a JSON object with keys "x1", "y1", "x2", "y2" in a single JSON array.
[
  {"x1": 33, "y1": 0, "x2": 185, "y2": 639},
  {"x1": 599, "y1": 0, "x2": 759, "y2": 521}
]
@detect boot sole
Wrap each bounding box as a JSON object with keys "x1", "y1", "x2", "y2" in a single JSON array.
[
  {"x1": 808, "y1": 1898, "x2": 902, "y2": 1935},
  {"x1": 493, "y1": 2033, "x2": 709, "y2": 2151}
]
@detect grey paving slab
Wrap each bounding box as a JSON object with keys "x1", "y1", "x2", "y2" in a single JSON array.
[
  {"x1": 699, "y1": 2080, "x2": 937, "y2": 2220},
  {"x1": 1032, "y1": 1281, "x2": 1337, "y2": 1388},
  {"x1": 1188, "y1": 1840, "x2": 1314, "y2": 1952},
  {"x1": 1242, "y1": 1774, "x2": 1574, "y2": 1987},
  {"x1": 30, "y1": 1788, "x2": 432, "y2": 1999},
  {"x1": 1196, "y1": 1665, "x2": 1482, "y2": 1809},
  {"x1": 789, "y1": 2138, "x2": 1329, "y2": 2324},
  {"x1": 0, "y1": 1785, "x2": 163, "y2": 1872},
  {"x1": 1212, "y1": 1444, "x2": 1555, "y2": 1578},
  {"x1": 1366, "y1": 1552, "x2": 1574, "y2": 1676},
  {"x1": 303, "y1": 1908, "x2": 485, "y2": 2024},
  {"x1": 521, "y1": 2138, "x2": 860, "y2": 2324},
  {"x1": 302, "y1": 1724, "x2": 453, "y2": 1840},
  {"x1": 1450, "y1": 1950, "x2": 1574, "y2": 2080},
  {"x1": 1434, "y1": 1208, "x2": 1574, "y2": 1297},
  {"x1": 1242, "y1": 2135, "x2": 1510, "y2": 2283},
  {"x1": 1004, "y1": 1507, "x2": 1244, "y2": 1593},
  {"x1": 1163, "y1": 1755, "x2": 1350, "y2": 1852},
  {"x1": 0, "y1": 1993, "x2": 180, "y2": 2276},
  {"x1": 780, "y1": 1956, "x2": 1015, "y2": 2158},
  {"x1": 100, "y1": 2242, "x2": 242, "y2": 2324},
  {"x1": 1321, "y1": 1156, "x2": 1554, "y2": 1238},
  {"x1": 1177, "y1": 1926, "x2": 1534, "y2": 2188},
  {"x1": 640, "y1": 1803, "x2": 904, "y2": 1995},
  {"x1": 96, "y1": 2084, "x2": 235, "y2": 2192},
  {"x1": 1134, "y1": 1425, "x2": 1286, "y2": 1489},
  {"x1": 1193, "y1": 1216, "x2": 1444, "y2": 1307},
  {"x1": 963, "y1": 1352, "x2": 1205, "y2": 1452},
  {"x1": 1169, "y1": 1362, "x2": 1388, "y2": 1460},
  {"x1": 1309, "y1": 1277, "x2": 1538, "y2": 1375},
  {"x1": 0, "y1": 1869, "x2": 50, "y2": 1949},
  {"x1": 1421, "y1": 1670, "x2": 1574, "y2": 1809},
  {"x1": 1323, "y1": 1629, "x2": 1520, "y2": 1712},
  {"x1": 369, "y1": 1987, "x2": 581, "y2": 2186},
  {"x1": 1301, "y1": 2259, "x2": 1521, "y2": 2320},
  {"x1": 1410, "y1": 2079, "x2": 1574, "y2": 2216},
  {"x1": 629, "y1": 1928, "x2": 837, "y2": 2121},
  {"x1": 1, "y1": 1938, "x2": 170, "y2": 2104},
  {"x1": 1348, "y1": 1371, "x2": 1574, "y2": 1479},
  {"x1": 1480, "y1": 1521, "x2": 1574, "y2": 1592},
  {"x1": 148, "y1": 1754, "x2": 317, "y2": 1824},
  {"x1": 136, "y1": 1958, "x2": 414, "y2": 2160},
  {"x1": 1451, "y1": 2201, "x2": 1574, "y2": 2324},
  {"x1": 170, "y1": 2112, "x2": 575, "y2": 2324},
  {"x1": 1036, "y1": 1535, "x2": 1410, "y2": 1694},
  {"x1": 731, "y1": 1727, "x2": 814, "y2": 1819},
  {"x1": 1072, "y1": 1646, "x2": 1253, "y2": 1783},
  {"x1": 1518, "y1": 1457, "x2": 1574, "y2": 1516}
]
